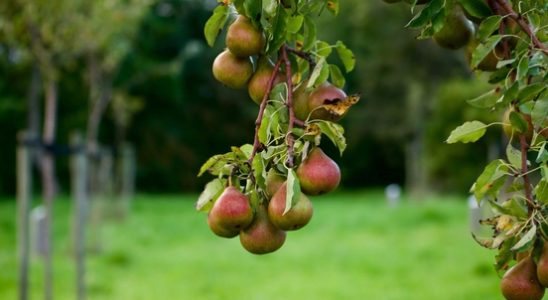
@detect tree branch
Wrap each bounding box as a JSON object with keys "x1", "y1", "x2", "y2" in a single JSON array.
[
  {"x1": 281, "y1": 45, "x2": 296, "y2": 168},
  {"x1": 248, "y1": 54, "x2": 284, "y2": 164},
  {"x1": 493, "y1": 0, "x2": 548, "y2": 54}
]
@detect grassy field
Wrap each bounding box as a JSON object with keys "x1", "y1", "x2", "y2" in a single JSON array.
[{"x1": 0, "y1": 191, "x2": 510, "y2": 299}]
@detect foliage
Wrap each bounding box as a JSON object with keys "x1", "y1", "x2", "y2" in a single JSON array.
[{"x1": 396, "y1": 0, "x2": 548, "y2": 283}]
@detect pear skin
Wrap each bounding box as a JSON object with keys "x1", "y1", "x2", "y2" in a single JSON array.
[
  {"x1": 207, "y1": 186, "x2": 253, "y2": 237},
  {"x1": 537, "y1": 241, "x2": 548, "y2": 287},
  {"x1": 226, "y1": 15, "x2": 264, "y2": 57},
  {"x1": 212, "y1": 49, "x2": 253, "y2": 89},
  {"x1": 433, "y1": 7, "x2": 474, "y2": 50},
  {"x1": 307, "y1": 82, "x2": 347, "y2": 121},
  {"x1": 239, "y1": 204, "x2": 286, "y2": 254},
  {"x1": 268, "y1": 182, "x2": 313, "y2": 231},
  {"x1": 500, "y1": 256, "x2": 545, "y2": 300},
  {"x1": 296, "y1": 148, "x2": 341, "y2": 195}
]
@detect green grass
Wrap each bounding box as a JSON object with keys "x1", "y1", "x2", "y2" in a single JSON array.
[{"x1": 0, "y1": 191, "x2": 510, "y2": 299}]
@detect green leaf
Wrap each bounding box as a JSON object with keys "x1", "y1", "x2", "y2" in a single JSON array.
[
  {"x1": 315, "y1": 40, "x2": 332, "y2": 57},
  {"x1": 307, "y1": 57, "x2": 327, "y2": 88},
  {"x1": 536, "y1": 143, "x2": 548, "y2": 163},
  {"x1": 477, "y1": 15, "x2": 502, "y2": 41},
  {"x1": 196, "y1": 178, "x2": 226, "y2": 212},
  {"x1": 329, "y1": 64, "x2": 345, "y2": 88},
  {"x1": 326, "y1": 0, "x2": 339, "y2": 15},
  {"x1": 259, "y1": 106, "x2": 273, "y2": 144},
  {"x1": 284, "y1": 169, "x2": 300, "y2": 215},
  {"x1": 531, "y1": 97, "x2": 548, "y2": 127},
  {"x1": 506, "y1": 144, "x2": 522, "y2": 169},
  {"x1": 511, "y1": 225, "x2": 537, "y2": 251},
  {"x1": 302, "y1": 16, "x2": 316, "y2": 51},
  {"x1": 501, "y1": 198, "x2": 528, "y2": 219},
  {"x1": 509, "y1": 111, "x2": 528, "y2": 133},
  {"x1": 518, "y1": 83, "x2": 546, "y2": 103},
  {"x1": 315, "y1": 120, "x2": 347, "y2": 155},
  {"x1": 335, "y1": 41, "x2": 355, "y2": 72},
  {"x1": 466, "y1": 89, "x2": 500, "y2": 108},
  {"x1": 460, "y1": 0, "x2": 493, "y2": 18},
  {"x1": 446, "y1": 121, "x2": 487, "y2": 144},
  {"x1": 203, "y1": 5, "x2": 229, "y2": 47},
  {"x1": 286, "y1": 15, "x2": 304, "y2": 34},
  {"x1": 472, "y1": 159, "x2": 508, "y2": 200},
  {"x1": 267, "y1": 6, "x2": 288, "y2": 53},
  {"x1": 471, "y1": 35, "x2": 502, "y2": 69},
  {"x1": 198, "y1": 153, "x2": 234, "y2": 176},
  {"x1": 262, "y1": 0, "x2": 278, "y2": 16},
  {"x1": 406, "y1": 0, "x2": 444, "y2": 28},
  {"x1": 244, "y1": 0, "x2": 262, "y2": 20},
  {"x1": 516, "y1": 55, "x2": 530, "y2": 82},
  {"x1": 535, "y1": 179, "x2": 548, "y2": 204},
  {"x1": 252, "y1": 154, "x2": 266, "y2": 190}
]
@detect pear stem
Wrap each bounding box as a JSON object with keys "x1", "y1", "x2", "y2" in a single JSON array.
[
  {"x1": 491, "y1": 0, "x2": 548, "y2": 54},
  {"x1": 281, "y1": 45, "x2": 296, "y2": 168},
  {"x1": 248, "y1": 51, "x2": 284, "y2": 165}
]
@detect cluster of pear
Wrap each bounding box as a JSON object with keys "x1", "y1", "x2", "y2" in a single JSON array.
[
  {"x1": 383, "y1": 0, "x2": 518, "y2": 72},
  {"x1": 207, "y1": 147, "x2": 341, "y2": 254},
  {"x1": 211, "y1": 14, "x2": 284, "y2": 104},
  {"x1": 500, "y1": 244, "x2": 548, "y2": 300}
]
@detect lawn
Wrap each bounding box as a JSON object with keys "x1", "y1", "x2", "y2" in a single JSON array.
[{"x1": 0, "y1": 190, "x2": 507, "y2": 299}]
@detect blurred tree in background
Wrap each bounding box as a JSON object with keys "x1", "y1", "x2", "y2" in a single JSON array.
[{"x1": 0, "y1": 0, "x2": 499, "y2": 195}]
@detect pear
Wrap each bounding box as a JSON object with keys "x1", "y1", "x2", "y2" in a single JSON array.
[
  {"x1": 500, "y1": 256, "x2": 545, "y2": 300},
  {"x1": 433, "y1": 6, "x2": 474, "y2": 50},
  {"x1": 537, "y1": 241, "x2": 548, "y2": 286},
  {"x1": 308, "y1": 82, "x2": 347, "y2": 122},
  {"x1": 296, "y1": 147, "x2": 341, "y2": 195},
  {"x1": 265, "y1": 169, "x2": 285, "y2": 197},
  {"x1": 226, "y1": 15, "x2": 265, "y2": 57},
  {"x1": 292, "y1": 83, "x2": 311, "y2": 121},
  {"x1": 248, "y1": 56, "x2": 285, "y2": 104},
  {"x1": 207, "y1": 186, "x2": 253, "y2": 238},
  {"x1": 239, "y1": 204, "x2": 286, "y2": 254},
  {"x1": 268, "y1": 182, "x2": 313, "y2": 231},
  {"x1": 466, "y1": 40, "x2": 503, "y2": 72},
  {"x1": 212, "y1": 49, "x2": 253, "y2": 89}
]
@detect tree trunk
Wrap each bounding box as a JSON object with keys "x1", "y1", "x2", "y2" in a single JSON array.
[
  {"x1": 41, "y1": 79, "x2": 57, "y2": 300},
  {"x1": 17, "y1": 131, "x2": 33, "y2": 300}
]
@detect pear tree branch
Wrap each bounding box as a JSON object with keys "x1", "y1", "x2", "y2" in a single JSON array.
[
  {"x1": 248, "y1": 52, "x2": 284, "y2": 165},
  {"x1": 492, "y1": 0, "x2": 548, "y2": 54},
  {"x1": 281, "y1": 45, "x2": 296, "y2": 168}
]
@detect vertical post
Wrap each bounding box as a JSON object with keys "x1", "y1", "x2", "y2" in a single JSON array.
[
  {"x1": 70, "y1": 132, "x2": 87, "y2": 300},
  {"x1": 119, "y1": 144, "x2": 135, "y2": 218},
  {"x1": 17, "y1": 131, "x2": 33, "y2": 300}
]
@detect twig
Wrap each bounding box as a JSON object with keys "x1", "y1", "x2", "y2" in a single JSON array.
[
  {"x1": 248, "y1": 54, "x2": 284, "y2": 164},
  {"x1": 493, "y1": 0, "x2": 548, "y2": 54},
  {"x1": 281, "y1": 45, "x2": 296, "y2": 168},
  {"x1": 285, "y1": 47, "x2": 316, "y2": 71}
]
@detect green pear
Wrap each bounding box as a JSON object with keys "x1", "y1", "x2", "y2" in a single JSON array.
[
  {"x1": 248, "y1": 56, "x2": 285, "y2": 104},
  {"x1": 500, "y1": 256, "x2": 545, "y2": 300},
  {"x1": 537, "y1": 241, "x2": 548, "y2": 286},
  {"x1": 268, "y1": 182, "x2": 313, "y2": 231},
  {"x1": 308, "y1": 82, "x2": 348, "y2": 122},
  {"x1": 296, "y1": 147, "x2": 341, "y2": 195},
  {"x1": 226, "y1": 15, "x2": 265, "y2": 57},
  {"x1": 239, "y1": 204, "x2": 286, "y2": 254},
  {"x1": 207, "y1": 186, "x2": 253, "y2": 238},
  {"x1": 433, "y1": 6, "x2": 475, "y2": 50},
  {"x1": 212, "y1": 49, "x2": 253, "y2": 89},
  {"x1": 265, "y1": 169, "x2": 285, "y2": 198},
  {"x1": 292, "y1": 83, "x2": 311, "y2": 121}
]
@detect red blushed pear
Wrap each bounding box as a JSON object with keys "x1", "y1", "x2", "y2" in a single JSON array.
[
  {"x1": 537, "y1": 241, "x2": 548, "y2": 287},
  {"x1": 308, "y1": 82, "x2": 347, "y2": 122},
  {"x1": 212, "y1": 49, "x2": 253, "y2": 89},
  {"x1": 239, "y1": 204, "x2": 286, "y2": 255},
  {"x1": 268, "y1": 182, "x2": 313, "y2": 231},
  {"x1": 226, "y1": 15, "x2": 265, "y2": 57},
  {"x1": 265, "y1": 168, "x2": 285, "y2": 198},
  {"x1": 296, "y1": 147, "x2": 341, "y2": 195},
  {"x1": 207, "y1": 186, "x2": 253, "y2": 238},
  {"x1": 500, "y1": 256, "x2": 545, "y2": 300}
]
